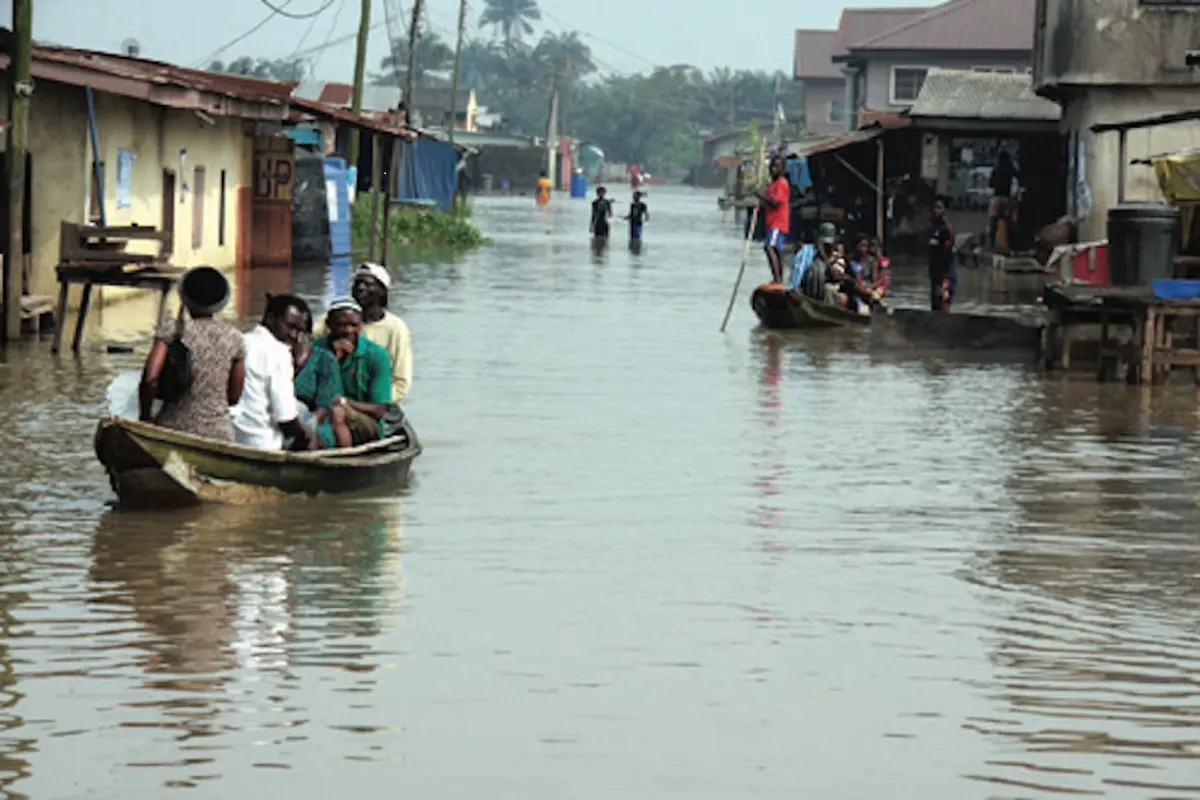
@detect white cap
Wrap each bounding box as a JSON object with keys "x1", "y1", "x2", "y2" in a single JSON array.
[{"x1": 356, "y1": 262, "x2": 393, "y2": 291}]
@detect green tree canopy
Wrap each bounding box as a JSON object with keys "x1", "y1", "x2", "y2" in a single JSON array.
[
  {"x1": 479, "y1": 0, "x2": 542, "y2": 49},
  {"x1": 372, "y1": 30, "x2": 455, "y2": 86}
]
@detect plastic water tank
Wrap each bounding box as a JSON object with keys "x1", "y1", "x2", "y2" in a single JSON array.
[
  {"x1": 1107, "y1": 203, "x2": 1180, "y2": 285},
  {"x1": 570, "y1": 171, "x2": 587, "y2": 198}
]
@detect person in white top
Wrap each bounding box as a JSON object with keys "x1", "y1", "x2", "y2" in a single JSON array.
[
  {"x1": 351, "y1": 263, "x2": 413, "y2": 403},
  {"x1": 232, "y1": 294, "x2": 316, "y2": 450}
]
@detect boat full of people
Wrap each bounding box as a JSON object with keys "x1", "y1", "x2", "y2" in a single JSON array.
[
  {"x1": 751, "y1": 222, "x2": 891, "y2": 330},
  {"x1": 97, "y1": 262, "x2": 421, "y2": 508}
]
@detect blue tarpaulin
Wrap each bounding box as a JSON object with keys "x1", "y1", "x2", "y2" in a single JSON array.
[{"x1": 395, "y1": 137, "x2": 458, "y2": 211}]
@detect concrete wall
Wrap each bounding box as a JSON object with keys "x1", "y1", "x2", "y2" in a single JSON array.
[
  {"x1": 1064, "y1": 85, "x2": 1200, "y2": 241},
  {"x1": 860, "y1": 53, "x2": 1033, "y2": 109},
  {"x1": 2, "y1": 80, "x2": 256, "y2": 307},
  {"x1": 801, "y1": 79, "x2": 846, "y2": 136},
  {"x1": 1035, "y1": 0, "x2": 1200, "y2": 90}
]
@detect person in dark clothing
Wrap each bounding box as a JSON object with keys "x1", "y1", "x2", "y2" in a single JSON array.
[
  {"x1": 929, "y1": 195, "x2": 957, "y2": 312},
  {"x1": 590, "y1": 186, "x2": 613, "y2": 238},
  {"x1": 624, "y1": 191, "x2": 649, "y2": 240},
  {"x1": 988, "y1": 150, "x2": 1018, "y2": 250}
]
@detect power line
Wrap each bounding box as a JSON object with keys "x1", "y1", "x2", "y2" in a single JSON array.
[
  {"x1": 306, "y1": 0, "x2": 349, "y2": 74},
  {"x1": 199, "y1": 0, "x2": 299, "y2": 66},
  {"x1": 258, "y1": 0, "x2": 338, "y2": 20}
]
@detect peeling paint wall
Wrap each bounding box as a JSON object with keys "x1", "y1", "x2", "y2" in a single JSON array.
[{"x1": 1036, "y1": 0, "x2": 1200, "y2": 89}]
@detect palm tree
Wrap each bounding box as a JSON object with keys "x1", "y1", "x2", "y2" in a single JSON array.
[
  {"x1": 373, "y1": 32, "x2": 455, "y2": 86},
  {"x1": 532, "y1": 31, "x2": 595, "y2": 78},
  {"x1": 479, "y1": 0, "x2": 542, "y2": 49}
]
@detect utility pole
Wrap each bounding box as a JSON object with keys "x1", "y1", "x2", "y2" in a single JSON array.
[
  {"x1": 448, "y1": 0, "x2": 467, "y2": 145},
  {"x1": 545, "y1": 55, "x2": 567, "y2": 190},
  {"x1": 772, "y1": 74, "x2": 781, "y2": 139},
  {"x1": 348, "y1": 0, "x2": 371, "y2": 167},
  {"x1": 3, "y1": 0, "x2": 33, "y2": 343},
  {"x1": 404, "y1": 0, "x2": 423, "y2": 127}
]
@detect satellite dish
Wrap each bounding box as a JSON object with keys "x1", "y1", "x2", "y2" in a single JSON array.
[{"x1": 120, "y1": 38, "x2": 141, "y2": 57}]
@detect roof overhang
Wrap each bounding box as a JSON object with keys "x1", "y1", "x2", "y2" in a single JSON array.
[{"x1": 907, "y1": 115, "x2": 1061, "y2": 134}]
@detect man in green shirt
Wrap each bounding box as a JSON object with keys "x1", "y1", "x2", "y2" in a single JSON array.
[{"x1": 315, "y1": 299, "x2": 393, "y2": 447}]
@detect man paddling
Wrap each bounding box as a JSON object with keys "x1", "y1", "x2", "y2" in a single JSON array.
[{"x1": 755, "y1": 156, "x2": 791, "y2": 284}]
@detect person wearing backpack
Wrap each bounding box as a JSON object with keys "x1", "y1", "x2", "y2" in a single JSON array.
[{"x1": 138, "y1": 266, "x2": 245, "y2": 442}]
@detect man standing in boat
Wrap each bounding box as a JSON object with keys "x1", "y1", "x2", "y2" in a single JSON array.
[{"x1": 755, "y1": 156, "x2": 791, "y2": 285}]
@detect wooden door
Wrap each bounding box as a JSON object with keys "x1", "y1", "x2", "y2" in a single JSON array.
[{"x1": 251, "y1": 136, "x2": 293, "y2": 268}]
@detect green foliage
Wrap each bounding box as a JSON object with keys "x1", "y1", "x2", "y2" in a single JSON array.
[
  {"x1": 351, "y1": 193, "x2": 488, "y2": 252},
  {"x1": 479, "y1": 0, "x2": 543, "y2": 48}
]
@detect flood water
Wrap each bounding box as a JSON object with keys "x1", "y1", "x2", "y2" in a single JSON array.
[{"x1": 0, "y1": 187, "x2": 1198, "y2": 798}]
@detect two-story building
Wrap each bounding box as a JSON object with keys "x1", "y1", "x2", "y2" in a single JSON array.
[
  {"x1": 834, "y1": 0, "x2": 1036, "y2": 131},
  {"x1": 793, "y1": 30, "x2": 845, "y2": 136},
  {"x1": 1034, "y1": 0, "x2": 1200, "y2": 242}
]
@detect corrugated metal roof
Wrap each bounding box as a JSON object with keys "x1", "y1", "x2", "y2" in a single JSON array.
[
  {"x1": 791, "y1": 129, "x2": 881, "y2": 157},
  {"x1": 908, "y1": 68, "x2": 1061, "y2": 121},
  {"x1": 30, "y1": 45, "x2": 293, "y2": 106},
  {"x1": 288, "y1": 95, "x2": 414, "y2": 139},
  {"x1": 317, "y1": 82, "x2": 354, "y2": 106},
  {"x1": 852, "y1": 0, "x2": 1036, "y2": 53},
  {"x1": 833, "y1": 6, "x2": 930, "y2": 58},
  {"x1": 793, "y1": 29, "x2": 841, "y2": 80}
]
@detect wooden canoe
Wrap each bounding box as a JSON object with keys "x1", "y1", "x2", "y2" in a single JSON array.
[
  {"x1": 750, "y1": 284, "x2": 873, "y2": 330},
  {"x1": 94, "y1": 416, "x2": 422, "y2": 509}
]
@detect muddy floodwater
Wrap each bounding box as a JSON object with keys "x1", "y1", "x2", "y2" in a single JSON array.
[{"x1": 0, "y1": 187, "x2": 1197, "y2": 798}]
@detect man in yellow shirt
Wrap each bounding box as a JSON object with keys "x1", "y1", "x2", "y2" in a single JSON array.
[
  {"x1": 347, "y1": 262, "x2": 413, "y2": 403},
  {"x1": 536, "y1": 170, "x2": 551, "y2": 206}
]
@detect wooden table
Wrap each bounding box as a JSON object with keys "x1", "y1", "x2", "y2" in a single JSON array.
[
  {"x1": 51, "y1": 264, "x2": 184, "y2": 354},
  {"x1": 1098, "y1": 293, "x2": 1200, "y2": 385}
]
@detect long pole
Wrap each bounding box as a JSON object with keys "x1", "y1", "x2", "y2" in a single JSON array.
[
  {"x1": 404, "y1": 0, "x2": 423, "y2": 127},
  {"x1": 448, "y1": 0, "x2": 467, "y2": 145},
  {"x1": 875, "y1": 138, "x2": 885, "y2": 242},
  {"x1": 3, "y1": 0, "x2": 32, "y2": 343},
  {"x1": 367, "y1": 132, "x2": 382, "y2": 261},
  {"x1": 348, "y1": 0, "x2": 371, "y2": 167},
  {"x1": 381, "y1": 136, "x2": 399, "y2": 267},
  {"x1": 546, "y1": 56, "x2": 566, "y2": 188},
  {"x1": 720, "y1": 139, "x2": 767, "y2": 333}
]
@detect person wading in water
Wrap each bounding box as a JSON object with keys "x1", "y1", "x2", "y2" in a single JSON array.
[{"x1": 929, "y1": 195, "x2": 957, "y2": 312}]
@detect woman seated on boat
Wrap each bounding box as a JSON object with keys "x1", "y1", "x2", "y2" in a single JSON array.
[
  {"x1": 314, "y1": 299, "x2": 394, "y2": 448},
  {"x1": 868, "y1": 236, "x2": 891, "y2": 302},
  {"x1": 846, "y1": 234, "x2": 883, "y2": 312},
  {"x1": 138, "y1": 266, "x2": 245, "y2": 442},
  {"x1": 292, "y1": 307, "x2": 348, "y2": 450}
]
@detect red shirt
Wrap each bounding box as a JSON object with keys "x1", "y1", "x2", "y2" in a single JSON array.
[{"x1": 764, "y1": 177, "x2": 790, "y2": 234}]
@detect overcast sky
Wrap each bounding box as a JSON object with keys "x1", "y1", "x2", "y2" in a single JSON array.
[{"x1": 14, "y1": 0, "x2": 942, "y2": 79}]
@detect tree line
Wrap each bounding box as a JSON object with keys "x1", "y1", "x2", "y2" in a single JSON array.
[{"x1": 211, "y1": 0, "x2": 804, "y2": 176}]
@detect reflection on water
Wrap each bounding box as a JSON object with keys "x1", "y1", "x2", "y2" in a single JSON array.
[{"x1": 0, "y1": 188, "x2": 1197, "y2": 797}]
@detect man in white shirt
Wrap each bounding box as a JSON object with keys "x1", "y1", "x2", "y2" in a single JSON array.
[
  {"x1": 351, "y1": 262, "x2": 413, "y2": 403},
  {"x1": 232, "y1": 294, "x2": 316, "y2": 450}
]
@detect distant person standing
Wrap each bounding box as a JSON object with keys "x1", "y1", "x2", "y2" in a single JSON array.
[
  {"x1": 590, "y1": 186, "x2": 613, "y2": 238},
  {"x1": 536, "y1": 171, "x2": 552, "y2": 207},
  {"x1": 625, "y1": 191, "x2": 649, "y2": 240},
  {"x1": 754, "y1": 156, "x2": 791, "y2": 284},
  {"x1": 989, "y1": 150, "x2": 1019, "y2": 251},
  {"x1": 929, "y1": 195, "x2": 957, "y2": 312}
]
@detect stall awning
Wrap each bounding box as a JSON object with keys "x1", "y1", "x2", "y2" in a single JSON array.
[
  {"x1": 788, "y1": 129, "x2": 881, "y2": 158},
  {"x1": 1154, "y1": 149, "x2": 1200, "y2": 203}
]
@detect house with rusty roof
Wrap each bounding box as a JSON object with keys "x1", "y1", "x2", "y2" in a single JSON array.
[
  {"x1": 827, "y1": 0, "x2": 1036, "y2": 132},
  {"x1": 291, "y1": 80, "x2": 478, "y2": 132},
  {"x1": 0, "y1": 38, "x2": 300, "y2": 314}
]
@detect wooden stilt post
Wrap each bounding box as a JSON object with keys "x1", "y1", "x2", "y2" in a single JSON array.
[
  {"x1": 875, "y1": 138, "x2": 885, "y2": 243},
  {"x1": 381, "y1": 135, "x2": 399, "y2": 267},
  {"x1": 367, "y1": 132, "x2": 382, "y2": 262},
  {"x1": 3, "y1": 0, "x2": 33, "y2": 343}
]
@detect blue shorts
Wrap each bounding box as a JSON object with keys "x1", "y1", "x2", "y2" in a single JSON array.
[
  {"x1": 765, "y1": 228, "x2": 786, "y2": 254},
  {"x1": 630, "y1": 224, "x2": 643, "y2": 240}
]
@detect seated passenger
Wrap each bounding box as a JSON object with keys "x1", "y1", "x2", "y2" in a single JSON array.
[
  {"x1": 846, "y1": 233, "x2": 879, "y2": 313},
  {"x1": 232, "y1": 294, "x2": 316, "y2": 450},
  {"x1": 868, "y1": 236, "x2": 891, "y2": 301},
  {"x1": 315, "y1": 299, "x2": 393, "y2": 448},
  {"x1": 140, "y1": 266, "x2": 244, "y2": 442},
  {"x1": 292, "y1": 308, "x2": 344, "y2": 450},
  {"x1": 802, "y1": 223, "x2": 839, "y2": 301}
]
